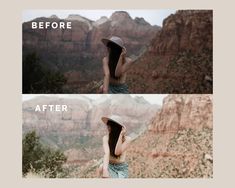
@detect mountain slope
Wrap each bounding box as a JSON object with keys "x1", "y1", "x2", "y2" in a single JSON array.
[
  {"x1": 22, "y1": 95, "x2": 159, "y2": 164},
  {"x1": 127, "y1": 10, "x2": 213, "y2": 93},
  {"x1": 23, "y1": 11, "x2": 160, "y2": 93},
  {"x1": 78, "y1": 94, "x2": 213, "y2": 178}
]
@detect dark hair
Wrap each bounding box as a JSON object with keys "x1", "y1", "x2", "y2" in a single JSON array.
[
  {"x1": 107, "y1": 120, "x2": 123, "y2": 158},
  {"x1": 107, "y1": 42, "x2": 123, "y2": 79}
]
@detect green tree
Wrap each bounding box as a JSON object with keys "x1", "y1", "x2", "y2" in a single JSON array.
[
  {"x1": 22, "y1": 131, "x2": 67, "y2": 178},
  {"x1": 22, "y1": 131, "x2": 44, "y2": 175},
  {"x1": 23, "y1": 52, "x2": 44, "y2": 93},
  {"x1": 23, "y1": 52, "x2": 67, "y2": 93}
]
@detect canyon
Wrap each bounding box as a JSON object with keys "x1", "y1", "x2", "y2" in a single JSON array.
[
  {"x1": 23, "y1": 11, "x2": 160, "y2": 93},
  {"x1": 23, "y1": 10, "x2": 212, "y2": 94},
  {"x1": 23, "y1": 94, "x2": 213, "y2": 178},
  {"x1": 22, "y1": 95, "x2": 159, "y2": 163},
  {"x1": 78, "y1": 94, "x2": 213, "y2": 178},
  {"x1": 127, "y1": 10, "x2": 213, "y2": 93}
]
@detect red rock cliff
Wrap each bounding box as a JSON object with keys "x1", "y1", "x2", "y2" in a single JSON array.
[
  {"x1": 127, "y1": 10, "x2": 213, "y2": 94},
  {"x1": 149, "y1": 10, "x2": 212, "y2": 56},
  {"x1": 149, "y1": 94, "x2": 212, "y2": 133}
]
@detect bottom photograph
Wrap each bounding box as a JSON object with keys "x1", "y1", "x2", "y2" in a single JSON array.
[{"x1": 22, "y1": 94, "x2": 213, "y2": 178}]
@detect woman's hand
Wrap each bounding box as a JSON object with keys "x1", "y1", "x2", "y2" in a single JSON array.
[
  {"x1": 102, "y1": 169, "x2": 110, "y2": 178},
  {"x1": 120, "y1": 127, "x2": 127, "y2": 136},
  {"x1": 121, "y1": 47, "x2": 127, "y2": 57}
]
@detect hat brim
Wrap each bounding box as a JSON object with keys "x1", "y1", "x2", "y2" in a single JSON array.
[
  {"x1": 101, "y1": 38, "x2": 124, "y2": 49},
  {"x1": 101, "y1": 116, "x2": 126, "y2": 129}
]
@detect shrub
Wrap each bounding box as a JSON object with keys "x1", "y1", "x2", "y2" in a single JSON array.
[
  {"x1": 22, "y1": 131, "x2": 67, "y2": 178},
  {"x1": 23, "y1": 52, "x2": 67, "y2": 93}
]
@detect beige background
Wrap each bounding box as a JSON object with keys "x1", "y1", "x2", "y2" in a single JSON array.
[{"x1": 0, "y1": 0, "x2": 234, "y2": 187}]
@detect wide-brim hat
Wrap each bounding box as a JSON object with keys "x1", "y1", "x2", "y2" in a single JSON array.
[
  {"x1": 101, "y1": 115, "x2": 126, "y2": 129},
  {"x1": 101, "y1": 36, "x2": 124, "y2": 49}
]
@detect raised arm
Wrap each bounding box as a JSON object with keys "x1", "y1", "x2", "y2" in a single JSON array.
[
  {"x1": 102, "y1": 57, "x2": 110, "y2": 93},
  {"x1": 114, "y1": 128, "x2": 132, "y2": 156},
  {"x1": 102, "y1": 135, "x2": 110, "y2": 178},
  {"x1": 115, "y1": 48, "x2": 134, "y2": 77}
]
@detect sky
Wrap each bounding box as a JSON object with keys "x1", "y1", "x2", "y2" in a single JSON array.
[
  {"x1": 22, "y1": 94, "x2": 168, "y2": 105},
  {"x1": 22, "y1": 9, "x2": 176, "y2": 26}
]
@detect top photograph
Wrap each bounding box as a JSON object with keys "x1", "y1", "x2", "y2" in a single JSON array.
[{"x1": 22, "y1": 9, "x2": 213, "y2": 94}]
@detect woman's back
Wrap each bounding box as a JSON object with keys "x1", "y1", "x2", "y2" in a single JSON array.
[{"x1": 109, "y1": 150, "x2": 127, "y2": 164}]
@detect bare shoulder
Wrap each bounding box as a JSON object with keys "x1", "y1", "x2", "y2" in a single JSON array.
[
  {"x1": 103, "y1": 56, "x2": 108, "y2": 63},
  {"x1": 103, "y1": 135, "x2": 109, "y2": 142}
]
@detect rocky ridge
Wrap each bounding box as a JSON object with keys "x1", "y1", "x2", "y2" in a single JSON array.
[
  {"x1": 23, "y1": 11, "x2": 160, "y2": 93},
  {"x1": 23, "y1": 95, "x2": 159, "y2": 163},
  {"x1": 127, "y1": 10, "x2": 213, "y2": 93},
  {"x1": 78, "y1": 94, "x2": 213, "y2": 178}
]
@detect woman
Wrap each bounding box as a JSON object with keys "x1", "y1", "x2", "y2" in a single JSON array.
[
  {"x1": 100, "y1": 36, "x2": 134, "y2": 94},
  {"x1": 98, "y1": 115, "x2": 132, "y2": 178}
]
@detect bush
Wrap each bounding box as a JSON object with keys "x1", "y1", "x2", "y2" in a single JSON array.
[
  {"x1": 22, "y1": 131, "x2": 67, "y2": 178},
  {"x1": 23, "y1": 52, "x2": 67, "y2": 93}
]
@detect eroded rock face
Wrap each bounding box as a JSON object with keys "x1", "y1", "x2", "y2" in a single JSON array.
[
  {"x1": 23, "y1": 96, "x2": 92, "y2": 136},
  {"x1": 127, "y1": 10, "x2": 213, "y2": 94},
  {"x1": 149, "y1": 94, "x2": 213, "y2": 133},
  {"x1": 23, "y1": 11, "x2": 160, "y2": 92},
  {"x1": 22, "y1": 95, "x2": 159, "y2": 162},
  {"x1": 149, "y1": 10, "x2": 212, "y2": 56},
  {"x1": 88, "y1": 11, "x2": 160, "y2": 57},
  {"x1": 23, "y1": 11, "x2": 159, "y2": 64},
  {"x1": 23, "y1": 95, "x2": 158, "y2": 134},
  {"x1": 77, "y1": 94, "x2": 213, "y2": 178}
]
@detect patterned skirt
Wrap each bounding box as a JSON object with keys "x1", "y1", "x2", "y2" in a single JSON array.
[
  {"x1": 108, "y1": 83, "x2": 129, "y2": 94},
  {"x1": 108, "y1": 162, "x2": 129, "y2": 178}
]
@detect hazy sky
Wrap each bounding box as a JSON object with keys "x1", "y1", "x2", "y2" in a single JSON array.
[
  {"x1": 22, "y1": 9, "x2": 176, "y2": 26},
  {"x1": 22, "y1": 94, "x2": 168, "y2": 105}
]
